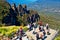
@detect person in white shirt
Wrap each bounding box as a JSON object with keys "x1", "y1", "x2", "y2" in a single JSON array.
[
  {"x1": 46, "y1": 23, "x2": 49, "y2": 30},
  {"x1": 46, "y1": 23, "x2": 50, "y2": 35},
  {"x1": 39, "y1": 26, "x2": 44, "y2": 32}
]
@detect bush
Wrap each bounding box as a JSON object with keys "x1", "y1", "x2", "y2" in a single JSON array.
[
  {"x1": 54, "y1": 36, "x2": 60, "y2": 40},
  {"x1": 0, "y1": 26, "x2": 28, "y2": 37},
  {"x1": 23, "y1": 26, "x2": 28, "y2": 32}
]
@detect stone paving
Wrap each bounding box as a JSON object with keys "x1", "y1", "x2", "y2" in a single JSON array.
[
  {"x1": 12, "y1": 26, "x2": 59, "y2": 40},
  {"x1": 25, "y1": 27, "x2": 59, "y2": 40}
]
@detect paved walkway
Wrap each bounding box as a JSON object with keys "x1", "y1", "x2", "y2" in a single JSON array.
[
  {"x1": 12, "y1": 26, "x2": 59, "y2": 40},
  {"x1": 45, "y1": 29, "x2": 59, "y2": 40},
  {"x1": 25, "y1": 27, "x2": 59, "y2": 40}
]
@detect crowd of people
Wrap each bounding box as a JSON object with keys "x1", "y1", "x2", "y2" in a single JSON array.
[{"x1": 9, "y1": 21, "x2": 50, "y2": 40}]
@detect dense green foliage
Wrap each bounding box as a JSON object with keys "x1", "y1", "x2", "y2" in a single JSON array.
[
  {"x1": 0, "y1": 26, "x2": 28, "y2": 37},
  {"x1": 54, "y1": 36, "x2": 60, "y2": 40},
  {"x1": 0, "y1": 0, "x2": 10, "y2": 26}
]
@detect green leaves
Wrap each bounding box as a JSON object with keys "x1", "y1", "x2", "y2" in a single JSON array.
[
  {"x1": 54, "y1": 36, "x2": 60, "y2": 40},
  {"x1": 0, "y1": 26, "x2": 28, "y2": 37},
  {"x1": 0, "y1": 1, "x2": 10, "y2": 25}
]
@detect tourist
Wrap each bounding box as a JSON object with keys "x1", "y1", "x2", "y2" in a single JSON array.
[
  {"x1": 33, "y1": 22, "x2": 37, "y2": 31},
  {"x1": 47, "y1": 29, "x2": 50, "y2": 35},
  {"x1": 33, "y1": 23, "x2": 37, "y2": 34},
  {"x1": 46, "y1": 23, "x2": 50, "y2": 35},
  {"x1": 31, "y1": 23, "x2": 34, "y2": 29},
  {"x1": 38, "y1": 21, "x2": 43, "y2": 26},
  {"x1": 42, "y1": 29, "x2": 47, "y2": 40},
  {"x1": 39, "y1": 25, "x2": 44, "y2": 32},
  {"x1": 46, "y1": 23, "x2": 49, "y2": 30},
  {"x1": 29, "y1": 23, "x2": 31, "y2": 31},
  {"x1": 20, "y1": 27, "x2": 23, "y2": 35},
  {"x1": 29, "y1": 23, "x2": 34, "y2": 31},
  {"x1": 36, "y1": 32, "x2": 40, "y2": 40},
  {"x1": 19, "y1": 27, "x2": 24, "y2": 40},
  {"x1": 43, "y1": 29, "x2": 46, "y2": 36},
  {"x1": 39, "y1": 32, "x2": 44, "y2": 40}
]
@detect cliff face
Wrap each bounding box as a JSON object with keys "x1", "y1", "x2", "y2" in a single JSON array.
[
  {"x1": 1, "y1": 2, "x2": 40, "y2": 26},
  {"x1": 0, "y1": 0, "x2": 40, "y2": 26}
]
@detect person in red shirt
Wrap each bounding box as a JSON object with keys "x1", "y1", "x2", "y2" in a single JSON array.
[
  {"x1": 38, "y1": 21, "x2": 43, "y2": 26},
  {"x1": 38, "y1": 21, "x2": 44, "y2": 32},
  {"x1": 19, "y1": 27, "x2": 23, "y2": 40}
]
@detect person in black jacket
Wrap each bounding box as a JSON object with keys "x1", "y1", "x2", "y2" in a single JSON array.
[{"x1": 36, "y1": 33, "x2": 40, "y2": 40}]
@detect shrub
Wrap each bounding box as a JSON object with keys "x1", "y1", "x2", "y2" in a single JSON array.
[
  {"x1": 54, "y1": 36, "x2": 60, "y2": 40},
  {"x1": 0, "y1": 26, "x2": 28, "y2": 37}
]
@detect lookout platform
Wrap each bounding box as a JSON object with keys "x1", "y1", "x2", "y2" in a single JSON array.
[{"x1": 25, "y1": 27, "x2": 59, "y2": 40}]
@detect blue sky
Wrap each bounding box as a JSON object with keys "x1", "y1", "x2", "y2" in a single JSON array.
[
  {"x1": 6, "y1": 0, "x2": 60, "y2": 7},
  {"x1": 7, "y1": 0, "x2": 37, "y2": 5}
]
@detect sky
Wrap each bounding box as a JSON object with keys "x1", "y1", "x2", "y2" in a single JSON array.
[{"x1": 7, "y1": 0, "x2": 37, "y2": 6}]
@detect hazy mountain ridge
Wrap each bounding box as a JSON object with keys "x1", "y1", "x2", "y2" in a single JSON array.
[
  {"x1": 28, "y1": 0, "x2": 60, "y2": 12},
  {"x1": 27, "y1": 0, "x2": 60, "y2": 21}
]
